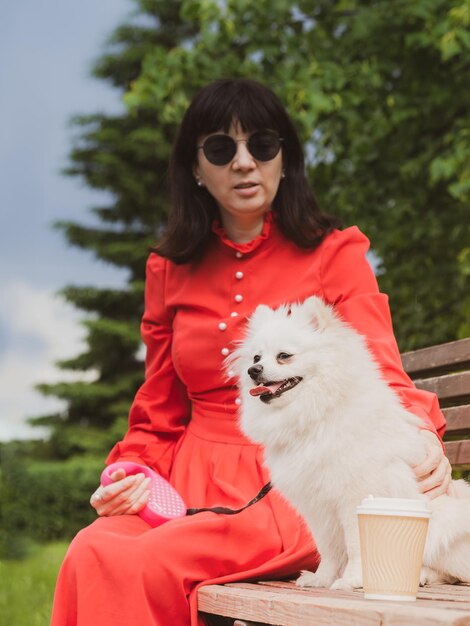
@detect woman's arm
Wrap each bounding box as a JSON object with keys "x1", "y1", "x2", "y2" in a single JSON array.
[
  {"x1": 106, "y1": 253, "x2": 191, "y2": 479},
  {"x1": 320, "y1": 227, "x2": 451, "y2": 496},
  {"x1": 91, "y1": 254, "x2": 190, "y2": 517}
]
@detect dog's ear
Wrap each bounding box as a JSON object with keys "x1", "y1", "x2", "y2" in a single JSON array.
[
  {"x1": 248, "y1": 304, "x2": 273, "y2": 329},
  {"x1": 301, "y1": 296, "x2": 336, "y2": 331}
]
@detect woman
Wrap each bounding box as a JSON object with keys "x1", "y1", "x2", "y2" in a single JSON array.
[{"x1": 51, "y1": 78, "x2": 451, "y2": 626}]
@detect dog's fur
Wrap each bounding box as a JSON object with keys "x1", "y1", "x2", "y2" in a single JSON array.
[{"x1": 230, "y1": 296, "x2": 470, "y2": 589}]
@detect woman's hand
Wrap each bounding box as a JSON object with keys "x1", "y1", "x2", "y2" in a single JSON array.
[
  {"x1": 413, "y1": 430, "x2": 453, "y2": 499},
  {"x1": 90, "y1": 468, "x2": 151, "y2": 517}
]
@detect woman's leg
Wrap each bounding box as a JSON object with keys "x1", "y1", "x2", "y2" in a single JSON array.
[{"x1": 51, "y1": 498, "x2": 309, "y2": 626}]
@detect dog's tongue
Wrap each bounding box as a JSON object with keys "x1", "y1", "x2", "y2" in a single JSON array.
[{"x1": 250, "y1": 382, "x2": 284, "y2": 397}]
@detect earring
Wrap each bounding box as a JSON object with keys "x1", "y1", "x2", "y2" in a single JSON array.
[
  {"x1": 196, "y1": 179, "x2": 204, "y2": 187},
  {"x1": 281, "y1": 170, "x2": 286, "y2": 179}
]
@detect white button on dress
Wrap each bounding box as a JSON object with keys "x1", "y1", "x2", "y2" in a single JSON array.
[
  {"x1": 235, "y1": 398, "x2": 242, "y2": 405},
  {"x1": 218, "y1": 322, "x2": 227, "y2": 331},
  {"x1": 235, "y1": 271, "x2": 244, "y2": 279},
  {"x1": 221, "y1": 348, "x2": 229, "y2": 356},
  {"x1": 230, "y1": 312, "x2": 238, "y2": 318},
  {"x1": 235, "y1": 252, "x2": 243, "y2": 258},
  {"x1": 234, "y1": 294, "x2": 243, "y2": 303}
]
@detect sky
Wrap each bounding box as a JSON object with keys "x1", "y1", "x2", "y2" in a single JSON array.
[{"x1": 0, "y1": 0, "x2": 134, "y2": 440}]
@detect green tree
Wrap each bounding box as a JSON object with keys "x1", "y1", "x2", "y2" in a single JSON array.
[
  {"x1": 33, "y1": 0, "x2": 469, "y2": 461},
  {"x1": 130, "y1": 0, "x2": 470, "y2": 349}
]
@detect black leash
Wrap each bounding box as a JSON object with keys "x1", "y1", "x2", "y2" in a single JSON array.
[{"x1": 186, "y1": 481, "x2": 272, "y2": 516}]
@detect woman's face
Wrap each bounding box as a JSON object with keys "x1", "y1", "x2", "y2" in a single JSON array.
[{"x1": 193, "y1": 121, "x2": 283, "y2": 229}]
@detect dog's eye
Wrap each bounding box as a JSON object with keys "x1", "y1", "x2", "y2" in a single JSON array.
[
  {"x1": 277, "y1": 352, "x2": 292, "y2": 362},
  {"x1": 253, "y1": 355, "x2": 261, "y2": 363}
]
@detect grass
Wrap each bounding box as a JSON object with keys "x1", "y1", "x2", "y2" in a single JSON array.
[{"x1": 0, "y1": 541, "x2": 68, "y2": 626}]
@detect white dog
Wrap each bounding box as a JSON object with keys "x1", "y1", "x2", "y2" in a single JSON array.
[{"x1": 230, "y1": 296, "x2": 470, "y2": 590}]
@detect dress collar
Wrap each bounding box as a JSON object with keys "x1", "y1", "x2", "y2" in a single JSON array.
[{"x1": 211, "y1": 211, "x2": 273, "y2": 254}]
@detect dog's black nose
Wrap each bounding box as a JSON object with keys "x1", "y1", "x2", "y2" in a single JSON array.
[{"x1": 248, "y1": 364, "x2": 263, "y2": 381}]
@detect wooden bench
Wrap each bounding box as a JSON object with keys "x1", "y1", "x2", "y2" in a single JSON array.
[{"x1": 199, "y1": 337, "x2": 470, "y2": 626}]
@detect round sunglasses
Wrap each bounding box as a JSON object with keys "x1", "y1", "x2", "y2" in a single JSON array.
[{"x1": 197, "y1": 130, "x2": 284, "y2": 166}]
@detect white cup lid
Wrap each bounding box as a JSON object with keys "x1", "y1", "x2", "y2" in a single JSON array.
[{"x1": 356, "y1": 495, "x2": 431, "y2": 518}]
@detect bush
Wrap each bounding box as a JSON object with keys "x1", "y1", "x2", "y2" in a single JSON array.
[{"x1": 1, "y1": 449, "x2": 104, "y2": 556}]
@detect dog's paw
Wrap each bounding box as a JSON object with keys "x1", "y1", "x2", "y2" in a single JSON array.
[
  {"x1": 330, "y1": 574, "x2": 363, "y2": 591},
  {"x1": 420, "y1": 566, "x2": 435, "y2": 586},
  {"x1": 296, "y1": 569, "x2": 335, "y2": 589},
  {"x1": 420, "y1": 566, "x2": 456, "y2": 586}
]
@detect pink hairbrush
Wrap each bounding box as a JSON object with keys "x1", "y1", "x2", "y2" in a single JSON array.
[{"x1": 100, "y1": 461, "x2": 187, "y2": 527}]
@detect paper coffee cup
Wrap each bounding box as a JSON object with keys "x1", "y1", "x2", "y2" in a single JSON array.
[{"x1": 356, "y1": 496, "x2": 431, "y2": 601}]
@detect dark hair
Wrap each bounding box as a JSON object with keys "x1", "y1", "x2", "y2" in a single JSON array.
[{"x1": 156, "y1": 78, "x2": 340, "y2": 263}]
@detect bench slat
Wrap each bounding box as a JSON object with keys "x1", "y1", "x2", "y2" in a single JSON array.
[
  {"x1": 402, "y1": 338, "x2": 470, "y2": 377},
  {"x1": 199, "y1": 582, "x2": 470, "y2": 626},
  {"x1": 413, "y1": 372, "x2": 470, "y2": 406},
  {"x1": 260, "y1": 579, "x2": 470, "y2": 603},
  {"x1": 445, "y1": 440, "x2": 470, "y2": 468},
  {"x1": 442, "y1": 405, "x2": 470, "y2": 434}
]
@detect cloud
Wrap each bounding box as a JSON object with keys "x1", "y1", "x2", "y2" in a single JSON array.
[
  {"x1": 0, "y1": 281, "x2": 95, "y2": 441},
  {"x1": 0, "y1": 0, "x2": 132, "y2": 441}
]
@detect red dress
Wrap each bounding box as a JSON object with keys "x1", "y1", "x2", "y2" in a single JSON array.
[{"x1": 51, "y1": 214, "x2": 445, "y2": 626}]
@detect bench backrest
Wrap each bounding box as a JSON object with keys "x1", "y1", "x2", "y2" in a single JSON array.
[{"x1": 401, "y1": 337, "x2": 470, "y2": 470}]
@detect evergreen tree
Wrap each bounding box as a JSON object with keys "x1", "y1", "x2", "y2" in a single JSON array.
[{"x1": 32, "y1": 0, "x2": 198, "y2": 458}]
